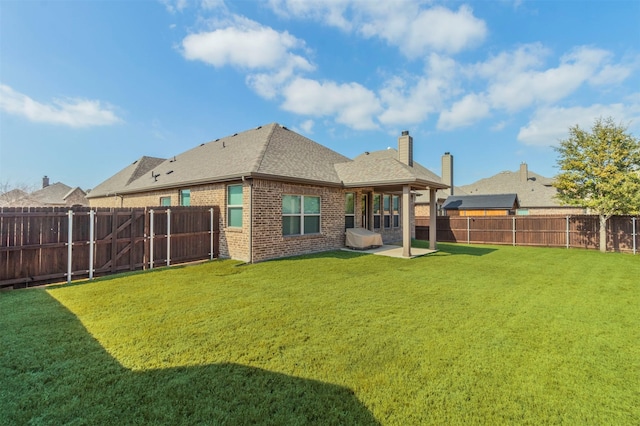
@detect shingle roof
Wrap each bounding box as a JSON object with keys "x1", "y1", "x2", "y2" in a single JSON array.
[
  {"x1": 459, "y1": 169, "x2": 560, "y2": 208},
  {"x1": 443, "y1": 194, "x2": 520, "y2": 210},
  {"x1": 89, "y1": 123, "x2": 447, "y2": 198},
  {"x1": 30, "y1": 182, "x2": 74, "y2": 205}
]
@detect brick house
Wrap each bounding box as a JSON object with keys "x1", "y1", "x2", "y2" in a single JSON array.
[{"x1": 87, "y1": 123, "x2": 447, "y2": 262}]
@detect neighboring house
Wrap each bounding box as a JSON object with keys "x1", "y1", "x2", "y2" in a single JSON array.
[
  {"x1": 414, "y1": 152, "x2": 468, "y2": 216},
  {"x1": 87, "y1": 123, "x2": 448, "y2": 262},
  {"x1": 0, "y1": 176, "x2": 88, "y2": 208},
  {"x1": 458, "y1": 163, "x2": 585, "y2": 215},
  {"x1": 442, "y1": 194, "x2": 520, "y2": 216}
]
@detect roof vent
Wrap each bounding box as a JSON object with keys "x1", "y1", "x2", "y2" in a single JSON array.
[
  {"x1": 282, "y1": 126, "x2": 289, "y2": 130},
  {"x1": 215, "y1": 138, "x2": 219, "y2": 142},
  {"x1": 232, "y1": 133, "x2": 237, "y2": 137},
  {"x1": 166, "y1": 170, "x2": 173, "y2": 175},
  {"x1": 200, "y1": 143, "x2": 205, "y2": 146},
  {"x1": 169, "y1": 156, "x2": 176, "y2": 162},
  {"x1": 256, "y1": 126, "x2": 262, "y2": 129},
  {"x1": 222, "y1": 141, "x2": 226, "y2": 148},
  {"x1": 365, "y1": 151, "x2": 370, "y2": 155}
]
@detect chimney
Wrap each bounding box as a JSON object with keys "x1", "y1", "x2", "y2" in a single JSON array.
[
  {"x1": 42, "y1": 176, "x2": 50, "y2": 188},
  {"x1": 442, "y1": 152, "x2": 454, "y2": 196},
  {"x1": 398, "y1": 130, "x2": 413, "y2": 167},
  {"x1": 520, "y1": 162, "x2": 528, "y2": 183}
]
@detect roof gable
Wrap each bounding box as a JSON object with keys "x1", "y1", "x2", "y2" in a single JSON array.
[{"x1": 459, "y1": 170, "x2": 560, "y2": 208}]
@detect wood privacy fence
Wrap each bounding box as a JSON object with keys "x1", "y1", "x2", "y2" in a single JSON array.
[
  {"x1": 0, "y1": 206, "x2": 220, "y2": 289},
  {"x1": 416, "y1": 215, "x2": 638, "y2": 254}
]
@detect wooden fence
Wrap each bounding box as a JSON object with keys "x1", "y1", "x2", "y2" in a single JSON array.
[
  {"x1": 416, "y1": 215, "x2": 638, "y2": 254},
  {"x1": 0, "y1": 206, "x2": 220, "y2": 289}
]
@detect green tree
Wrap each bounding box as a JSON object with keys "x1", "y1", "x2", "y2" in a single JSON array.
[{"x1": 554, "y1": 117, "x2": 640, "y2": 252}]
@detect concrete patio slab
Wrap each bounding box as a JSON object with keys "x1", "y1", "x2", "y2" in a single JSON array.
[{"x1": 342, "y1": 245, "x2": 437, "y2": 259}]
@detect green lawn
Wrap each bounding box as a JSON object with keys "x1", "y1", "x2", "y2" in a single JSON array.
[{"x1": 1, "y1": 242, "x2": 638, "y2": 425}]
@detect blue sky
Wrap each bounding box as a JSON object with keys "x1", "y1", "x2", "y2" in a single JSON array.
[{"x1": 1, "y1": 0, "x2": 639, "y2": 191}]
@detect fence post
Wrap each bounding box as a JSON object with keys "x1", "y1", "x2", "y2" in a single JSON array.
[
  {"x1": 149, "y1": 209, "x2": 154, "y2": 269},
  {"x1": 210, "y1": 207, "x2": 214, "y2": 260},
  {"x1": 633, "y1": 217, "x2": 637, "y2": 255},
  {"x1": 512, "y1": 216, "x2": 516, "y2": 246},
  {"x1": 566, "y1": 216, "x2": 570, "y2": 249},
  {"x1": 467, "y1": 216, "x2": 470, "y2": 244},
  {"x1": 67, "y1": 210, "x2": 73, "y2": 283},
  {"x1": 166, "y1": 209, "x2": 171, "y2": 267},
  {"x1": 89, "y1": 210, "x2": 95, "y2": 280}
]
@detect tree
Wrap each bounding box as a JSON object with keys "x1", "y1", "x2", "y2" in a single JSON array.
[{"x1": 554, "y1": 117, "x2": 640, "y2": 252}]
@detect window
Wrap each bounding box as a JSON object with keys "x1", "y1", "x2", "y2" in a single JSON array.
[
  {"x1": 227, "y1": 184, "x2": 243, "y2": 228},
  {"x1": 160, "y1": 196, "x2": 171, "y2": 207},
  {"x1": 373, "y1": 194, "x2": 381, "y2": 229},
  {"x1": 383, "y1": 195, "x2": 391, "y2": 228},
  {"x1": 179, "y1": 189, "x2": 190, "y2": 206},
  {"x1": 345, "y1": 192, "x2": 355, "y2": 229},
  {"x1": 283, "y1": 195, "x2": 320, "y2": 235},
  {"x1": 393, "y1": 195, "x2": 400, "y2": 227}
]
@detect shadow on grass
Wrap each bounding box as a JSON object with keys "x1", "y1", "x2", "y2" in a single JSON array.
[
  {"x1": 432, "y1": 243, "x2": 497, "y2": 257},
  {"x1": 0, "y1": 291, "x2": 380, "y2": 425}
]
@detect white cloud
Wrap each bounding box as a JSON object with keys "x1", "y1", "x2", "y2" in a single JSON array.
[
  {"x1": 440, "y1": 45, "x2": 633, "y2": 131},
  {"x1": 517, "y1": 103, "x2": 640, "y2": 146},
  {"x1": 182, "y1": 25, "x2": 311, "y2": 70},
  {"x1": 299, "y1": 119, "x2": 314, "y2": 134},
  {"x1": 281, "y1": 78, "x2": 382, "y2": 130},
  {"x1": 0, "y1": 84, "x2": 123, "y2": 128},
  {"x1": 378, "y1": 54, "x2": 459, "y2": 125},
  {"x1": 437, "y1": 93, "x2": 490, "y2": 130},
  {"x1": 160, "y1": 0, "x2": 188, "y2": 14},
  {"x1": 267, "y1": 1, "x2": 487, "y2": 56}
]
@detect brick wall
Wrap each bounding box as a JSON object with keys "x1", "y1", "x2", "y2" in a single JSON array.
[
  {"x1": 251, "y1": 180, "x2": 345, "y2": 262},
  {"x1": 88, "y1": 180, "x2": 420, "y2": 262}
]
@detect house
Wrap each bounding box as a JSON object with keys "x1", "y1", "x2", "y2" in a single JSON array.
[
  {"x1": 458, "y1": 163, "x2": 585, "y2": 215},
  {"x1": 414, "y1": 152, "x2": 468, "y2": 216},
  {"x1": 87, "y1": 123, "x2": 448, "y2": 262},
  {"x1": 0, "y1": 176, "x2": 88, "y2": 208},
  {"x1": 442, "y1": 194, "x2": 520, "y2": 216}
]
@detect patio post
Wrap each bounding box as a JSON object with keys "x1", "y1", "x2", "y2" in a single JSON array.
[
  {"x1": 402, "y1": 185, "x2": 412, "y2": 257},
  {"x1": 429, "y1": 188, "x2": 437, "y2": 250}
]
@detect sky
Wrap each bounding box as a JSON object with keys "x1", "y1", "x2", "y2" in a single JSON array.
[{"x1": 1, "y1": 0, "x2": 639, "y2": 191}]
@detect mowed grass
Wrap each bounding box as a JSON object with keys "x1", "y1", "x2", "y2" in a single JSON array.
[{"x1": 1, "y1": 242, "x2": 638, "y2": 425}]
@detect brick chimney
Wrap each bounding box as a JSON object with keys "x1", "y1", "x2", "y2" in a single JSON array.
[
  {"x1": 442, "y1": 152, "x2": 454, "y2": 196},
  {"x1": 42, "y1": 175, "x2": 50, "y2": 188},
  {"x1": 520, "y1": 163, "x2": 528, "y2": 182},
  {"x1": 398, "y1": 130, "x2": 413, "y2": 167}
]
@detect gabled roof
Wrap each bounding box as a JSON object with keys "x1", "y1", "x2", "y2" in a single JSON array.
[
  {"x1": 30, "y1": 182, "x2": 74, "y2": 205},
  {"x1": 89, "y1": 123, "x2": 447, "y2": 198},
  {"x1": 459, "y1": 169, "x2": 559, "y2": 208},
  {"x1": 443, "y1": 194, "x2": 520, "y2": 210},
  {"x1": 88, "y1": 156, "x2": 166, "y2": 198}
]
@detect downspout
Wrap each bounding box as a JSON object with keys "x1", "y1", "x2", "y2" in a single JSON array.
[{"x1": 242, "y1": 176, "x2": 253, "y2": 263}]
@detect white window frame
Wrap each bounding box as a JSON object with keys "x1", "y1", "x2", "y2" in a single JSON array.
[
  {"x1": 227, "y1": 184, "x2": 243, "y2": 228},
  {"x1": 283, "y1": 194, "x2": 321, "y2": 236},
  {"x1": 179, "y1": 189, "x2": 190, "y2": 206},
  {"x1": 345, "y1": 192, "x2": 355, "y2": 229}
]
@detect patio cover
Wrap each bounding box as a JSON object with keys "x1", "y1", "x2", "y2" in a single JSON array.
[{"x1": 345, "y1": 228, "x2": 383, "y2": 249}]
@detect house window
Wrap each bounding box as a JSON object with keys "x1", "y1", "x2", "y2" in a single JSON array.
[
  {"x1": 373, "y1": 194, "x2": 381, "y2": 229},
  {"x1": 179, "y1": 189, "x2": 190, "y2": 206},
  {"x1": 283, "y1": 195, "x2": 320, "y2": 235},
  {"x1": 345, "y1": 192, "x2": 355, "y2": 229},
  {"x1": 227, "y1": 184, "x2": 243, "y2": 228},
  {"x1": 393, "y1": 195, "x2": 400, "y2": 227},
  {"x1": 517, "y1": 209, "x2": 529, "y2": 216},
  {"x1": 160, "y1": 196, "x2": 171, "y2": 207},
  {"x1": 383, "y1": 195, "x2": 391, "y2": 228}
]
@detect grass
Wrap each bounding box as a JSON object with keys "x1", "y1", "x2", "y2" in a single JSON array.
[{"x1": 1, "y1": 242, "x2": 638, "y2": 425}]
